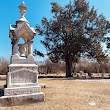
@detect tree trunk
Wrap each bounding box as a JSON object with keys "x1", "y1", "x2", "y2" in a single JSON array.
[
  {"x1": 66, "y1": 54, "x2": 72, "y2": 77},
  {"x1": 99, "y1": 62, "x2": 103, "y2": 73},
  {"x1": 72, "y1": 63, "x2": 77, "y2": 73},
  {"x1": 46, "y1": 66, "x2": 50, "y2": 74},
  {"x1": 104, "y1": 63, "x2": 108, "y2": 73}
]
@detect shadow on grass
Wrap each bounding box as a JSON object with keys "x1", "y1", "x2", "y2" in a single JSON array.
[
  {"x1": 39, "y1": 75, "x2": 110, "y2": 81},
  {"x1": 38, "y1": 75, "x2": 65, "y2": 79},
  {"x1": 51, "y1": 77, "x2": 110, "y2": 81}
]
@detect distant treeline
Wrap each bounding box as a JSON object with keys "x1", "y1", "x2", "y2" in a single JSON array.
[
  {"x1": 0, "y1": 57, "x2": 110, "y2": 75},
  {"x1": 38, "y1": 59, "x2": 110, "y2": 74},
  {"x1": 0, "y1": 57, "x2": 9, "y2": 75}
]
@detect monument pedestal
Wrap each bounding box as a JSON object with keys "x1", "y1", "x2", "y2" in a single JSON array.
[
  {"x1": 0, "y1": 67, "x2": 45, "y2": 106},
  {"x1": 0, "y1": 92, "x2": 44, "y2": 106},
  {"x1": 4, "y1": 86, "x2": 41, "y2": 96},
  {"x1": 0, "y1": 64, "x2": 45, "y2": 106}
]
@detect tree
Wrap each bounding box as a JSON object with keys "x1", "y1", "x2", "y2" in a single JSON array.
[
  {"x1": 33, "y1": 49, "x2": 44, "y2": 57},
  {"x1": 44, "y1": 58, "x2": 53, "y2": 74},
  {"x1": 35, "y1": 0, "x2": 110, "y2": 77},
  {"x1": 0, "y1": 57, "x2": 9, "y2": 75},
  {"x1": 93, "y1": 43, "x2": 108, "y2": 73},
  {"x1": 38, "y1": 58, "x2": 65, "y2": 74}
]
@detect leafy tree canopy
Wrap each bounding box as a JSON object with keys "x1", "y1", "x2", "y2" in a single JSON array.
[{"x1": 35, "y1": 0, "x2": 110, "y2": 77}]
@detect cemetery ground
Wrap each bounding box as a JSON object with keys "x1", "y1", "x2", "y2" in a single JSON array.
[{"x1": 0, "y1": 75, "x2": 110, "y2": 110}]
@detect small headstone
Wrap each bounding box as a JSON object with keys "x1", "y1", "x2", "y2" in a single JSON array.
[
  {"x1": 101, "y1": 73, "x2": 104, "y2": 79},
  {"x1": 109, "y1": 74, "x2": 110, "y2": 79}
]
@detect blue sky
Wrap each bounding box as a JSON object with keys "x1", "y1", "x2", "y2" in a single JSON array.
[{"x1": 0, "y1": 0, "x2": 110, "y2": 61}]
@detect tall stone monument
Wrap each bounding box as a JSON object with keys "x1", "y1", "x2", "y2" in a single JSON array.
[{"x1": 0, "y1": 2, "x2": 44, "y2": 106}]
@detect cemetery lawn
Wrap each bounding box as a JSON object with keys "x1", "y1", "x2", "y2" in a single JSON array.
[{"x1": 0, "y1": 78, "x2": 110, "y2": 110}]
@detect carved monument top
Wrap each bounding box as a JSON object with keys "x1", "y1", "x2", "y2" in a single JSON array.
[
  {"x1": 9, "y1": 1, "x2": 36, "y2": 63},
  {"x1": 16, "y1": 1, "x2": 29, "y2": 24},
  {"x1": 19, "y1": 1, "x2": 27, "y2": 17}
]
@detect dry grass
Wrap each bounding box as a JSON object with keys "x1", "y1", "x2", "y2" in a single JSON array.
[{"x1": 0, "y1": 78, "x2": 110, "y2": 110}]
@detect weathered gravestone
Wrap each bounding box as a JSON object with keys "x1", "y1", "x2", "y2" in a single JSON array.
[{"x1": 0, "y1": 2, "x2": 45, "y2": 106}]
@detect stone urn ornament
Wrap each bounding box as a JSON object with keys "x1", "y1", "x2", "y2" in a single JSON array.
[{"x1": 18, "y1": 44, "x2": 26, "y2": 56}]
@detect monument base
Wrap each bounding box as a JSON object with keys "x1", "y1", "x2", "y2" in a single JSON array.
[
  {"x1": 0, "y1": 92, "x2": 45, "y2": 106},
  {"x1": 4, "y1": 86, "x2": 41, "y2": 96}
]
